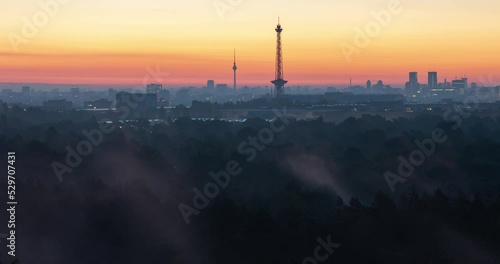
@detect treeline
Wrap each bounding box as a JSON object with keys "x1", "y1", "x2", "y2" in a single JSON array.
[{"x1": 0, "y1": 114, "x2": 500, "y2": 263}]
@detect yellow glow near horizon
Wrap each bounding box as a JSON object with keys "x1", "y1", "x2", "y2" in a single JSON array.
[{"x1": 1, "y1": 0, "x2": 499, "y2": 87}]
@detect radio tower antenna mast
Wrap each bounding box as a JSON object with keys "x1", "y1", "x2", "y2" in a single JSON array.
[
  {"x1": 232, "y1": 48, "x2": 237, "y2": 92},
  {"x1": 271, "y1": 18, "x2": 288, "y2": 97}
]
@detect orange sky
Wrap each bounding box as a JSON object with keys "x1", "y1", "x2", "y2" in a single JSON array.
[{"x1": 1, "y1": 0, "x2": 499, "y2": 88}]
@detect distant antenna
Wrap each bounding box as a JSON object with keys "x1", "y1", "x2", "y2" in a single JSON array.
[
  {"x1": 232, "y1": 48, "x2": 237, "y2": 91},
  {"x1": 271, "y1": 18, "x2": 287, "y2": 97}
]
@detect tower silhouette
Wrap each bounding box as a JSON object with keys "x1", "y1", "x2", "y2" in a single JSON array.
[
  {"x1": 232, "y1": 49, "x2": 237, "y2": 92},
  {"x1": 271, "y1": 18, "x2": 288, "y2": 97}
]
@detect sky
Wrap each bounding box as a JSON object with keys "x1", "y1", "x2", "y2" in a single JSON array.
[{"x1": 0, "y1": 0, "x2": 499, "y2": 88}]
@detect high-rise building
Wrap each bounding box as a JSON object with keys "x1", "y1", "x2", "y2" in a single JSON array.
[
  {"x1": 216, "y1": 84, "x2": 230, "y2": 94},
  {"x1": 461, "y1": 77, "x2": 468, "y2": 89},
  {"x1": 374, "y1": 80, "x2": 384, "y2": 92},
  {"x1": 146, "y1": 83, "x2": 162, "y2": 94},
  {"x1": 175, "y1": 89, "x2": 191, "y2": 105},
  {"x1": 406, "y1": 72, "x2": 421, "y2": 97},
  {"x1": 452, "y1": 79, "x2": 466, "y2": 90},
  {"x1": 70, "y1": 87, "x2": 80, "y2": 99},
  {"x1": 366, "y1": 80, "x2": 372, "y2": 90},
  {"x1": 428, "y1": 72, "x2": 438, "y2": 89},
  {"x1": 21, "y1": 86, "x2": 31, "y2": 97},
  {"x1": 207, "y1": 80, "x2": 215, "y2": 91},
  {"x1": 1, "y1": 89, "x2": 11, "y2": 99},
  {"x1": 409, "y1": 72, "x2": 418, "y2": 83},
  {"x1": 108, "y1": 88, "x2": 117, "y2": 101}
]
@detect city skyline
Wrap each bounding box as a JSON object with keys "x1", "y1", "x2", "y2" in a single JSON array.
[
  {"x1": 3, "y1": 2, "x2": 500, "y2": 264},
  {"x1": 1, "y1": 0, "x2": 499, "y2": 87},
  {"x1": 0, "y1": 69, "x2": 490, "y2": 91}
]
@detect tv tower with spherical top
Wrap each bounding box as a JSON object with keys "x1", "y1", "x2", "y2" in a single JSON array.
[
  {"x1": 271, "y1": 18, "x2": 288, "y2": 97},
  {"x1": 232, "y1": 49, "x2": 237, "y2": 92}
]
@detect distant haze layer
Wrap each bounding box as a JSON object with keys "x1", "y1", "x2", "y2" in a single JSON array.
[{"x1": 1, "y1": 0, "x2": 499, "y2": 87}]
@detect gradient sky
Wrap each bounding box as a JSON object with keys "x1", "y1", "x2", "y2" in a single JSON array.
[{"x1": 1, "y1": 0, "x2": 499, "y2": 88}]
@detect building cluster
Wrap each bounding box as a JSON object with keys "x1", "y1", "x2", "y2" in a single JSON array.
[
  {"x1": 404, "y1": 72, "x2": 473, "y2": 100},
  {"x1": 343, "y1": 72, "x2": 499, "y2": 102},
  {"x1": 0, "y1": 86, "x2": 112, "y2": 111},
  {"x1": 1, "y1": 74, "x2": 498, "y2": 114},
  {"x1": 345, "y1": 80, "x2": 400, "y2": 95}
]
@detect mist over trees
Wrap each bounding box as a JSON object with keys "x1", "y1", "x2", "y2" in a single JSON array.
[{"x1": 1, "y1": 113, "x2": 500, "y2": 263}]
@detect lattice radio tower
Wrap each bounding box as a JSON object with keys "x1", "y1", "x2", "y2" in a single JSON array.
[{"x1": 271, "y1": 18, "x2": 288, "y2": 97}]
